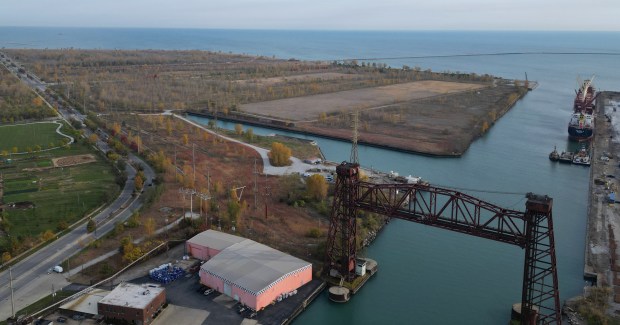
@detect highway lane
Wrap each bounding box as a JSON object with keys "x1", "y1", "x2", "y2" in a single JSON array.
[{"x1": 0, "y1": 52, "x2": 156, "y2": 320}]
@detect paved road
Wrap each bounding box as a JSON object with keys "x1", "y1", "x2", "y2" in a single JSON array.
[{"x1": 0, "y1": 52, "x2": 156, "y2": 320}]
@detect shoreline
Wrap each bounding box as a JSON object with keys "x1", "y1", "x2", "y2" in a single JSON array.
[{"x1": 186, "y1": 111, "x2": 463, "y2": 158}]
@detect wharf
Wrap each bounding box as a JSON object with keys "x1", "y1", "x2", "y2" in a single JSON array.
[{"x1": 583, "y1": 91, "x2": 620, "y2": 305}]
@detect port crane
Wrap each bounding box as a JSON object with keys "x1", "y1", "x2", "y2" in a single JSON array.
[{"x1": 324, "y1": 112, "x2": 561, "y2": 324}]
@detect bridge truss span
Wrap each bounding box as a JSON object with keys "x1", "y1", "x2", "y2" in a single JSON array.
[
  {"x1": 324, "y1": 162, "x2": 561, "y2": 324},
  {"x1": 356, "y1": 182, "x2": 528, "y2": 247}
]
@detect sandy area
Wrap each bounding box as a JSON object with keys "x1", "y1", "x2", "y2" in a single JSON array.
[
  {"x1": 241, "y1": 80, "x2": 485, "y2": 122},
  {"x1": 52, "y1": 154, "x2": 97, "y2": 167}
]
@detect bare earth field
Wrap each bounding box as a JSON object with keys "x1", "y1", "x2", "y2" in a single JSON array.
[
  {"x1": 52, "y1": 154, "x2": 97, "y2": 167},
  {"x1": 241, "y1": 80, "x2": 485, "y2": 121},
  {"x1": 234, "y1": 72, "x2": 355, "y2": 87}
]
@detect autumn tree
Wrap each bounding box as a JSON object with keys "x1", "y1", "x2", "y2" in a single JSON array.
[
  {"x1": 1, "y1": 252, "x2": 11, "y2": 263},
  {"x1": 182, "y1": 134, "x2": 189, "y2": 145},
  {"x1": 234, "y1": 124, "x2": 243, "y2": 135},
  {"x1": 32, "y1": 97, "x2": 43, "y2": 107},
  {"x1": 166, "y1": 119, "x2": 173, "y2": 135},
  {"x1": 111, "y1": 122, "x2": 121, "y2": 136},
  {"x1": 88, "y1": 133, "x2": 99, "y2": 145},
  {"x1": 306, "y1": 174, "x2": 328, "y2": 201},
  {"x1": 268, "y1": 142, "x2": 292, "y2": 166},
  {"x1": 144, "y1": 217, "x2": 155, "y2": 236},
  {"x1": 40, "y1": 230, "x2": 55, "y2": 242},
  {"x1": 87, "y1": 219, "x2": 96, "y2": 233},
  {"x1": 134, "y1": 174, "x2": 144, "y2": 191},
  {"x1": 245, "y1": 128, "x2": 254, "y2": 143}
]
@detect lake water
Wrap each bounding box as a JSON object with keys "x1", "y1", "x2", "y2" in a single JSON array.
[{"x1": 2, "y1": 27, "x2": 620, "y2": 324}]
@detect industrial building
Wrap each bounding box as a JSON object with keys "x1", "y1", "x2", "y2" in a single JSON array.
[
  {"x1": 190, "y1": 230, "x2": 312, "y2": 311},
  {"x1": 186, "y1": 229, "x2": 245, "y2": 261},
  {"x1": 98, "y1": 282, "x2": 166, "y2": 325}
]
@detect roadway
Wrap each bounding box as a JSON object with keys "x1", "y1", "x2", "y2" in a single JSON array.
[{"x1": 0, "y1": 51, "x2": 156, "y2": 320}]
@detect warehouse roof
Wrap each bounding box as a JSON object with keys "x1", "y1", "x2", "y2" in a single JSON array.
[
  {"x1": 98, "y1": 283, "x2": 164, "y2": 309},
  {"x1": 200, "y1": 236, "x2": 311, "y2": 295},
  {"x1": 187, "y1": 230, "x2": 246, "y2": 251},
  {"x1": 60, "y1": 288, "x2": 110, "y2": 315}
]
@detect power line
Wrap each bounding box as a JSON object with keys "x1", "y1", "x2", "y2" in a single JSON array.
[{"x1": 432, "y1": 183, "x2": 526, "y2": 196}]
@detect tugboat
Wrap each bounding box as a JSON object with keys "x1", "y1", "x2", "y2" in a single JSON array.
[
  {"x1": 572, "y1": 146, "x2": 591, "y2": 166},
  {"x1": 559, "y1": 151, "x2": 574, "y2": 164},
  {"x1": 549, "y1": 146, "x2": 560, "y2": 161}
]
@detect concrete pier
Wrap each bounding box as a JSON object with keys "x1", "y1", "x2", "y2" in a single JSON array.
[{"x1": 584, "y1": 91, "x2": 620, "y2": 304}]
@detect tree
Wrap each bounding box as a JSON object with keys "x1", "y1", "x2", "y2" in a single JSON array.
[
  {"x1": 306, "y1": 174, "x2": 328, "y2": 201},
  {"x1": 88, "y1": 133, "x2": 99, "y2": 145},
  {"x1": 268, "y1": 142, "x2": 292, "y2": 166},
  {"x1": 112, "y1": 122, "x2": 121, "y2": 136},
  {"x1": 245, "y1": 128, "x2": 254, "y2": 142},
  {"x1": 234, "y1": 124, "x2": 243, "y2": 135},
  {"x1": 32, "y1": 97, "x2": 43, "y2": 107},
  {"x1": 87, "y1": 219, "x2": 96, "y2": 233},
  {"x1": 144, "y1": 217, "x2": 155, "y2": 236},
  {"x1": 135, "y1": 174, "x2": 144, "y2": 191},
  {"x1": 40, "y1": 230, "x2": 55, "y2": 241},
  {"x1": 182, "y1": 134, "x2": 189, "y2": 145},
  {"x1": 166, "y1": 119, "x2": 173, "y2": 135},
  {"x1": 1, "y1": 251, "x2": 11, "y2": 263}
]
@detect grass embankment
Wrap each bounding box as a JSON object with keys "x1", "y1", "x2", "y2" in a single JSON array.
[
  {"x1": 0, "y1": 123, "x2": 119, "y2": 257},
  {"x1": 0, "y1": 290, "x2": 76, "y2": 325}
]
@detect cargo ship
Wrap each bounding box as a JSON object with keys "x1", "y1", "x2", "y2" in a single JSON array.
[{"x1": 568, "y1": 77, "x2": 597, "y2": 141}]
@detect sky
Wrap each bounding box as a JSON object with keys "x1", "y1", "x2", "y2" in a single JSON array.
[{"x1": 1, "y1": 0, "x2": 619, "y2": 31}]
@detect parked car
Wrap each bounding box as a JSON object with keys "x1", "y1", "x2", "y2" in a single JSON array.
[
  {"x1": 56, "y1": 316, "x2": 67, "y2": 323},
  {"x1": 204, "y1": 288, "x2": 214, "y2": 296}
]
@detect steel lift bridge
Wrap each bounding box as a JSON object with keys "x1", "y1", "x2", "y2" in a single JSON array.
[{"x1": 324, "y1": 116, "x2": 561, "y2": 324}]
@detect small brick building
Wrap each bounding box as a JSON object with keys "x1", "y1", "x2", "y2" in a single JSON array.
[{"x1": 98, "y1": 282, "x2": 165, "y2": 325}]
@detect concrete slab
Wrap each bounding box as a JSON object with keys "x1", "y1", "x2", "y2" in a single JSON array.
[
  {"x1": 212, "y1": 294, "x2": 237, "y2": 309},
  {"x1": 152, "y1": 304, "x2": 209, "y2": 325}
]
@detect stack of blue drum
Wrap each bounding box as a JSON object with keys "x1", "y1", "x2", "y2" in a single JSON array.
[{"x1": 149, "y1": 263, "x2": 186, "y2": 284}]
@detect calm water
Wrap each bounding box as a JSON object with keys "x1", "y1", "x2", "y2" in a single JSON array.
[{"x1": 3, "y1": 27, "x2": 620, "y2": 324}]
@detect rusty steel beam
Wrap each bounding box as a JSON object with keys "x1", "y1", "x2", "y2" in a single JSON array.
[
  {"x1": 356, "y1": 182, "x2": 528, "y2": 247},
  {"x1": 520, "y1": 193, "x2": 561, "y2": 325},
  {"x1": 324, "y1": 169, "x2": 561, "y2": 324},
  {"x1": 324, "y1": 162, "x2": 360, "y2": 281}
]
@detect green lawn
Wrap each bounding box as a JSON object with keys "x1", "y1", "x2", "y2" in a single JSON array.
[
  {"x1": 0, "y1": 122, "x2": 67, "y2": 153},
  {"x1": 1, "y1": 135, "x2": 120, "y2": 250}
]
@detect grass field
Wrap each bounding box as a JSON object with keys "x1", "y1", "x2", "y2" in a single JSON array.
[
  {"x1": 0, "y1": 122, "x2": 67, "y2": 153},
  {"x1": 0, "y1": 129, "x2": 119, "y2": 253}
]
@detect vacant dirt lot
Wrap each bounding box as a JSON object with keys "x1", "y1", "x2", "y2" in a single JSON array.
[
  {"x1": 52, "y1": 154, "x2": 97, "y2": 167},
  {"x1": 241, "y1": 80, "x2": 485, "y2": 121}
]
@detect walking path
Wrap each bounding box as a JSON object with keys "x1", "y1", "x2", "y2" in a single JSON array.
[{"x1": 171, "y1": 113, "x2": 335, "y2": 176}]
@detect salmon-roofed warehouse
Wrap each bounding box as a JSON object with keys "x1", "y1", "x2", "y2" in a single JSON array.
[{"x1": 187, "y1": 230, "x2": 312, "y2": 311}]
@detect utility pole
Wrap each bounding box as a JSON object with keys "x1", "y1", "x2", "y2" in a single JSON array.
[
  {"x1": 192, "y1": 143, "x2": 196, "y2": 187},
  {"x1": 174, "y1": 145, "x2": 177, "y2": 180},
  {"x1": 253, "y1": 158, "x2": 258, "y2": 209}
]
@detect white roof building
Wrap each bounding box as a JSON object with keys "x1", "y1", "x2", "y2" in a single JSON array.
[{"x1": 98, "y1": 282, "x2": 164, "y2": 309}]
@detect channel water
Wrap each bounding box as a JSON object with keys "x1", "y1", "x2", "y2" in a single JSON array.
[{"x1": 3, "y1": 28, "x2": 620, "y2": 324}]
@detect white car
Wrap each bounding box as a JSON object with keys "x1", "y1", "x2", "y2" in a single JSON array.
[
  {"x1": 204, "y1": 288, "x2": 214, "y2": 296},
  {"x1": 53, "y1": 265, "x2": 63, "y2": 273}
]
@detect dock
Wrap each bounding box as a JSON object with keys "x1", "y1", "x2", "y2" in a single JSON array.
[{"x1": 583, "y1": 91, "x2": 620, "y2": 304}]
